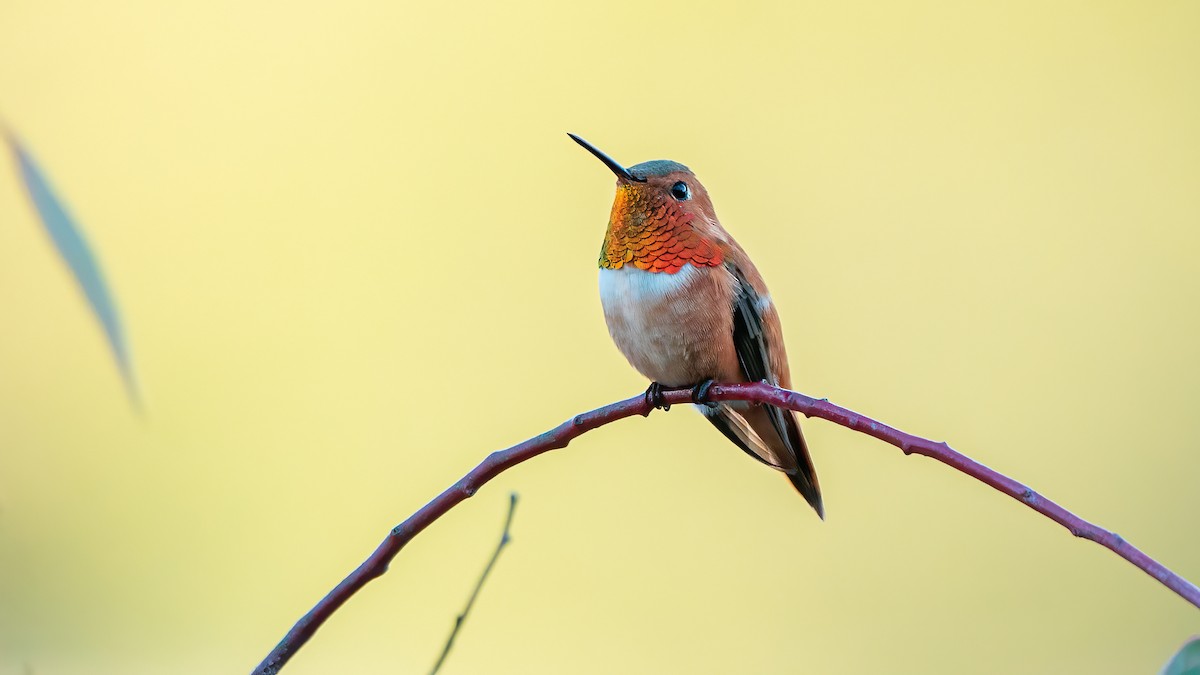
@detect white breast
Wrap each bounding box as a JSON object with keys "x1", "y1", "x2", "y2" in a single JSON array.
[
  {"x1": 598, "y1": 263, "x2": 699, "y2": 308},
  {"x1": 597, "y1": 264, "x2": 717, "y2": 385}
]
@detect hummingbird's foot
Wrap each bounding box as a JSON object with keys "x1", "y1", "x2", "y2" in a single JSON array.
[
  {"x1": 645, "y1": 382, "x2": 670, "y2": 411},
  {"x1": 691, "y1": 379, "x2": 717, "y2": 406}
]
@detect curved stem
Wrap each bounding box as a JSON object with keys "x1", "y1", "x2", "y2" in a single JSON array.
[{"x1": 250, "y1": 383, "x2": 1199, "y2": 674}]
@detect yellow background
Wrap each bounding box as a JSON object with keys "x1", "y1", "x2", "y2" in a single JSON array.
[{"x1": 1, "y1": 1, "x2": 1198, "y2": 673}]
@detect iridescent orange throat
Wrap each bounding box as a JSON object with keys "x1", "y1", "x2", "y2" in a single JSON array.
[{"x1": 599, "y1": 184, "x2": 724, "y2": 273}]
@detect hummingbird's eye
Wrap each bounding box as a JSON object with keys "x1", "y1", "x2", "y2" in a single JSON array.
[{"x1": 670, "y1": 181, "x2": 691, "y2": 201}]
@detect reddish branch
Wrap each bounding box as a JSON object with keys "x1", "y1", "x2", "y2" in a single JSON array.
[{"x1": 251, "y1": 382, "x2": 1200, "y2": 674}]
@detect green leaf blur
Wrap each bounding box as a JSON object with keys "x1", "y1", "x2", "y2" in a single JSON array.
[{"x1": 1162, "y1": 638, "x2": 1200, "y2": 675}]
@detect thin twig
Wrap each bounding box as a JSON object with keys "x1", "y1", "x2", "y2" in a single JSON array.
[
  {"x1": 250, "y1": 382, "x2": 1200, "y2": 674},
  {"x1": 429, "y1": 492, "x2": 519, "y2": 675}
]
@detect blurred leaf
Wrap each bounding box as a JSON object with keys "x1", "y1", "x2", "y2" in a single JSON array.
[
  {"x1": 1162, "y1": 637, "x2": 1200, "y2": 675},
  {"x1": 5, "y1": 126, "x2": 139, "y2": 408}
]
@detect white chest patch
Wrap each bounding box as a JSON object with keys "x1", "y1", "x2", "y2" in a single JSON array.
[
  {"x1": 597, "y1": 263, "x2": 719, "y2": 385},
  {"x1": 598, "y1": 263, "x2": 699, "y2": 308}
]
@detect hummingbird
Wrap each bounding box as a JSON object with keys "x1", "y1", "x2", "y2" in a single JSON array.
[{"x1": 569, "y1": 134, "x2": 823, "y2": 518}]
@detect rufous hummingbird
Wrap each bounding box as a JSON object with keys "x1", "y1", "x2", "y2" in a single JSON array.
[{"x1": 570, "y1": 133, "x2": 823, "y2": 518}]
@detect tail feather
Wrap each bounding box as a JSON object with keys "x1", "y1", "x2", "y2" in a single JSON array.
[
  {"x1": 784, "y1": 421, "x2": 824, "y2": 519},
  {"x1": 702, "y1": 403, "x2": 824, "y2": 518}
]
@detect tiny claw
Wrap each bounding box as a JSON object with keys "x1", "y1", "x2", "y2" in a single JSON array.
[
  {"x1": 644, "y1": 382, "x2": 670, "y2": 411},
  {"x1": 691, "y1": 379, "x2": 716, "y2": 406}
]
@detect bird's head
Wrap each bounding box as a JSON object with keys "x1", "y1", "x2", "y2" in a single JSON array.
[{"x1": 569, "y1": 133, "x2": 723, "y2": 273}]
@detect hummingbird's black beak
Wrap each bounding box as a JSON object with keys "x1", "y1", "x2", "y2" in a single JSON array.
[{"x1": 568, "y1": 133, "x2": 646, "y2": 183}]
